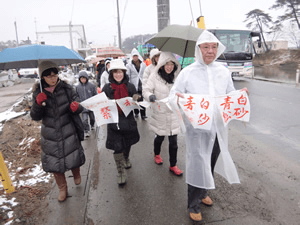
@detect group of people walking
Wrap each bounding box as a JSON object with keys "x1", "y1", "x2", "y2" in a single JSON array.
[{"x1": 30, "y1": 30, "x2": 244, "y2": 222}]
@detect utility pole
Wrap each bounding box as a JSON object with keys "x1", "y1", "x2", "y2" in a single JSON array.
[
  {"x1": 14, "y1": 21, "x2": 19, "y2": 47},
  {"x1": 34, "y1": 18, "x2": 38, "y2": 44},
  {"x1": 116, "y1": 0, "x2": 122, "y2": 49},
  {"x1": 157, "y1": 0, "x2": 170, "y2": 32},
  {"x1": 69, "y1": 21, "x2": 74, "y2": 50}
]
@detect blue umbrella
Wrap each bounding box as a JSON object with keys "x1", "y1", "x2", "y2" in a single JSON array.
[{"x1": 0, "y1": 44, "x2": 86, "y2": 70}]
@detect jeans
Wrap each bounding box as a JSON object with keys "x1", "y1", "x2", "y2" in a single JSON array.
[
  {"x1": 82, "y1": 111, "x2": 95, "y2": 132},
  {"x1": 154, "y1": 134, "x2": 178, "y2": 167}
]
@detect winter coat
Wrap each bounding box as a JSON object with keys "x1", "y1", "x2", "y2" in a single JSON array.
[
  {"x1": 100, "y1": 60, "x2": 111, "y2": 89},
  {"x1": 142, "y1": 64, "x2": 155, "y2": 87},
  {"x1": 102, "y1": 73, "x2": 140, "y2": 151},
  {"x1": 169, "y1": 30, "x2": 240, "y2": 189},
  {"x1": 30, "y1": 79, "x2": 85, "y2": 173},
  {"x1": 76, "y1": 71, "x2": 98, "y2": 112},
  {"x1": 126, "y1": 48, "x2": 146, "y2": 92},
  {"x1": 96, "y1": 61, "x2": 105, "y2": 87},
  {"x1": 143, "y1": 52, "x2": 181, "y2": 136},
  {"x1": 142, "y1": 48, "x2": 161, "y2": 87}
]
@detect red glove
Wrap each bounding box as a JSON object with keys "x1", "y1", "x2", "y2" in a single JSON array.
[
  {"x1": 36, "y1": 92, "x2": 47, "y2": 106},
  {"x1": 70, "y1": 101, "x2": 79, "y2": 112}
]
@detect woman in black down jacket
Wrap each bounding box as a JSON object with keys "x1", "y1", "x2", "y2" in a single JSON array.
[
  {"x1": 102, "y1": 59, "x2": 140, "y2": 185},
  {"x1": 30, "y1": 61, "x2": 85, "y2": 202}
]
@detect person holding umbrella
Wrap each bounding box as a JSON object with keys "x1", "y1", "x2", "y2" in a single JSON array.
[
  {"x1": 30, "y1": 61, "x2": 86, "y2": 202},
  {"x1": 169, "y1": 30, "x2": 244, "y2": 222},
  {"x1": 101, "y1": 59, "x2": 141, "y2": 185},
  {"x1": 143, "y1": 51, "x2": 183, "y2": 176}
]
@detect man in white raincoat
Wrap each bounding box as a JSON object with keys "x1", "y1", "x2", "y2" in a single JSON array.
[
  {"x1": 169, "y1": 30, "x2": 246, "y2": 222},
  {"x1": 126, "y1": 48, "x2": 147, "y2": 119}
]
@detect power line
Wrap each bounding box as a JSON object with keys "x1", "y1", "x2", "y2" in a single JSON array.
[
  {"x1": 70, "y1": 0, "x2": 75, "y2": 22},
  {"x1": 189, "y1": 0, "x2": 195, "y2": 26},
  {"x1": 121, "y1": 0, "x2": 128, "y2": 27}
]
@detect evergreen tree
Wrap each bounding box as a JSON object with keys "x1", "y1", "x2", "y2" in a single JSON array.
[
  {"x1": 244, "y1": 9, "x2": 273, "y2": 52},
  {"x1": 270, "y1": 0, "x2": 300, "y2": 29}
]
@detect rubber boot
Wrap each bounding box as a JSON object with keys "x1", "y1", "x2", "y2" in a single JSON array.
[
  {"x1": 123, "y1": 150, "x2": 132, "y2": 169},
  {"x1": 53, "y1": 172, "x2": 67, "y2": 202},
  {"x1": 113, "y1": 153, "x2": 127, "y2": 185},
  {"x1": 71, "y1": 167, "x2": 81, "y2": 185}
]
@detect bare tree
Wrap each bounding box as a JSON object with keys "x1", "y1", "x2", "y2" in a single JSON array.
[
  {"x1": 285, "y1": 21, "x2": 300, "y2": 48},
  {"x1": 266, "y1": 21, "x2": 284, "y2": 50},
  {"x1": 244, "y1": 9, "x2": 273, "y2": 52},
  {"x1": 270, "y1": 0, "x2": 300, "y2": 30}
]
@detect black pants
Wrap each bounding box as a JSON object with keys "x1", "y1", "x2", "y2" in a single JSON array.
[
  {"x1": 187, "y1": 136, "x2": 221, "y2": 213},
  {"x1": 134, "y1": 106, "x2": 146, "y2": 117},
  {"x1": 114, "y1": 145, "x2": 131, "y2": 157},
  {"x1": 154, "y1": 134, "x2": 178, "y2": 167}
]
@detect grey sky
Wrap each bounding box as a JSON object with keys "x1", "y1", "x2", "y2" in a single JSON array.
[{"x1": 1, "y1": 0, "x2": 281, "y2": 46}]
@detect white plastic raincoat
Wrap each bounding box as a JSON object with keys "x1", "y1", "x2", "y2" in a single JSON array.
[
  {"x1": 126, "y1": 48, "x2": 146, "y2": 91},
  {"x1": 169, "y1": 30, "x2": 240, "y2": 189}
]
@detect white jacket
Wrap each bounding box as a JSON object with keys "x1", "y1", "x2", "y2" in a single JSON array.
[
  {"x1": 142, "y1": 48, "x2": 161, "y2": 87},
  {"x1": 143, "y1": 51, "x2": 181, "y2": 136},
  {"x1": 169, "y1": 30, "x2": 240, "y2": 189},
  {"x1": 126, "y1": 48, "x2": 146, "y2": 91}
]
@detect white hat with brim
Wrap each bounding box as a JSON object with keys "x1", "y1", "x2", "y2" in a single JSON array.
[{"x1": 108, "y1": 59, "x2": 127, "y2": 72}]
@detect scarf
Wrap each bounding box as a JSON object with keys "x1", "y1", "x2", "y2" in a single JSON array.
[
  {"x1": 111, "y1": 83, "x2": 129, "y2": 113},
  {"x1": 158, "y1": 68, "x2": 175, "y2": 84},
  {"x1": 132, "y1": 60, "x2": 140, "y2": 72}
]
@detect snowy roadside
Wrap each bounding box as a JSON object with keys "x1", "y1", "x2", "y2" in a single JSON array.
[{"x1": 0, "y1": 92, "x2": 51, "y2": 224}]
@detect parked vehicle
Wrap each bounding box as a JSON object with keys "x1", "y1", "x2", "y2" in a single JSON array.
[
  {"x1": 18, "y1": 68, "x2": 39, "y2": 78},
  {"x1": 208, "y1": 28, "x2": 261, "y2": 78}
]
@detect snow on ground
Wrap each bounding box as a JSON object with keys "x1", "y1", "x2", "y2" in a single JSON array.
[{"x1": 0, "y1": 93, "x2": 50, "y2": 225}]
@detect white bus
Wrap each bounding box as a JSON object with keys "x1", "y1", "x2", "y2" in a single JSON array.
[{"x1": 208, "y1": 29, "x2": 261, "y2": 78}]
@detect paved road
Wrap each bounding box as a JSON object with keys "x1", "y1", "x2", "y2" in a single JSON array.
[
  {"x1": 0, "y1": 80, "x2": 35, "y2": 113},
  {"x1": 3, "y1": 77, "x2": 299, "y2": 224},
  {"x1": 84, "y1": 78, "x2": 300, "y2": 225}
]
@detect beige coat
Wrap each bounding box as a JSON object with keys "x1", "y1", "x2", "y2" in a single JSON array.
[{"x1": 143, "y1": 52, "x2": 181, "y2": 136}]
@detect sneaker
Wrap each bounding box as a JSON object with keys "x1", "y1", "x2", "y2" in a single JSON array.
[
  {"x1": 154, "y1": 155, "x2": 163, "y2": 165},
  {"x1": 141, "y1": 116, "x2": 147, "y2": 120},
  {"x1": 169, "y1": 165, "x2": 183, "y2": 176},
  {"x1": 201, "y1": 196, "x2": 213, "y2": 206},
  {"x1": 135, "y1": 114, "x2": 139, "y2": 118},
  {"x1": 91, "y1": 126, "x2": 95, "y2": 131},
  {"x1": 189, "y1": 212, "x2": 202, "y2": 222}
]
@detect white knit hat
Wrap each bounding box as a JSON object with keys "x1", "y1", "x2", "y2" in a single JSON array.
[
  {"x1": 108, "y1": 59, "x2": 127, "y2": 72},
  {"x1": 38, "y1": 61, "x2": 59, "y2": 77}
]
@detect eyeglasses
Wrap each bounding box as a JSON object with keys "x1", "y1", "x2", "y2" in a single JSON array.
[{"x1": 45, "y1": 74, "x2": 58, "y2": 79}]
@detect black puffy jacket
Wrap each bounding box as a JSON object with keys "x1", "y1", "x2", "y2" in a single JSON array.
[
  {"x1": 102, "y1": 74, "x2": 140, "y2": 151},
  {"x1": 30, "y1": 80, "x2": 85, "y2": 173}
]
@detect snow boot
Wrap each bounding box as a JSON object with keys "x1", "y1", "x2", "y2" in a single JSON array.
[
  {"x1": 53, "y1": 172, "x2": 68, "y2": 202},
  {"x1": 113, "y1": 153, "x2": 127, "y2": 185},
  {"x1": 71, "y1": 167, "x2": 81, "y2": 185}
]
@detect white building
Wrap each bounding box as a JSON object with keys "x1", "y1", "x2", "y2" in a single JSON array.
[
  {"x1": 36, "y1": 24, "x2": 92, "y2": 58},
  {"x1": 254, "y1": 40, "x2": 289, "y2": 54}
]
